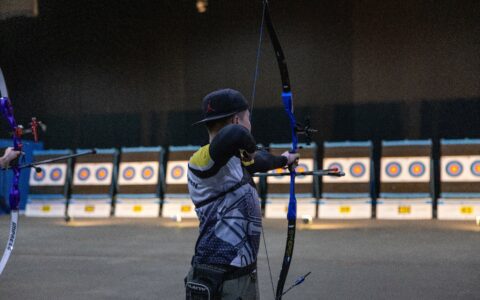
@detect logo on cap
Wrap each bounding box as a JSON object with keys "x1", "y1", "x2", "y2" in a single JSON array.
[{"x1": 206, "y1": 101, "x2": 215, "y2": 113}]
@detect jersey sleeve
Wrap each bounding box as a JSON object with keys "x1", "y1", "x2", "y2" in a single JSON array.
[
  {"x1": 209, "y1": 124, "x2": 256, "y2": 166},
  {"x1": 189, "y1": 125, "x2": 256, "y2": 178},
  {"x1": 245, "y1": 150, "x2": 288, "y2": 174}
]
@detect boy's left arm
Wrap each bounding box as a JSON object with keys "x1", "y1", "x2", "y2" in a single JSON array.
[{"x1": 244, "y1": 150, "x2": 298, "y2": 174}]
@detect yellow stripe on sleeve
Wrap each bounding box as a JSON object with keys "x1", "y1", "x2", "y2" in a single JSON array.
[{"x1": 189, "y1": 145, "x2": 213, "y2": 169}]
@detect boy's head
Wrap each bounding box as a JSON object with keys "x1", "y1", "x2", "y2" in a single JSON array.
[{"x1": 194, "y1": 88, "x2": 251, "y2": 132}]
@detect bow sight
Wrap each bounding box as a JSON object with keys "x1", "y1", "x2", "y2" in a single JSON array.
[{"x1": 295, "y1": 117, "x2": 318, "y2": 145}]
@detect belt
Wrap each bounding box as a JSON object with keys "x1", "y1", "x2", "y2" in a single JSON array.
[{"x1": 224, "y1": 263, "x2": 257, "y2": 281}]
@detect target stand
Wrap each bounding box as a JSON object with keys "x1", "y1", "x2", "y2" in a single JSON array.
[
  {"x1": 114, "y1": 147, "x2": 163, "y2": 218},
  {"x1": 25, "y1": 149, "x2": 71, "y2": 217},
  {"x1": 376, "y1": 140, "x2": 433, "y2": 219},
  {"x1": 67, "y1": 148, "x2": 117, "y2": 218},
  {"x1": 437, "y1": 139, "x2": 480, "y2": 220},
  {"x1": 318, "y1": 141, "x2": 373, "y2": 219},
  {"x1": 161, "y1": 146, "x2": 198, "y2": 219}
]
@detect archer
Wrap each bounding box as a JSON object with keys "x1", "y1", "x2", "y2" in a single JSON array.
[{"x1": 184, "y1": 88, "x2": 299, "y2": 300}]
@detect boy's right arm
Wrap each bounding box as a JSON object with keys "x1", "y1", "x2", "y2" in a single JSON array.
[{"x1": 209, "y1": 124, "x2": 256, "y2": 167}]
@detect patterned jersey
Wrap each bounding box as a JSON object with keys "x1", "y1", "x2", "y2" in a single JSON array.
[{"x1": 188, "y1": 124, "x2": 286, "y2": 267}]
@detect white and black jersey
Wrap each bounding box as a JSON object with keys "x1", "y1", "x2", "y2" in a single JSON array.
[{"x1": 188, "y1": 124, "x2": 287, "y2": 267}]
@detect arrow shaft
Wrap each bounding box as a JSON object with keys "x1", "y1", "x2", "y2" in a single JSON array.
[{"x1": 253, "y1": 170, "x2": 345, "y2": 177}]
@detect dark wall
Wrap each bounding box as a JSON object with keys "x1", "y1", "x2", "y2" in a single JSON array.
[
  {"x1": 353, "y1": 0, "x2": 480, "y2": 102},
  {"x1": 0, "y1": 0, "x2": 478, "y2": 149}
]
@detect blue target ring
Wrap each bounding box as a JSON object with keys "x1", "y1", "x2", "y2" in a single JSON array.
[
  {"x1": 34, "y1": 168, "x2": 46, "y2": 181},
  {"x1": 446, "y1": 161, "x2": 463, "y2": 177},
  {"x1": 77, "y1": 167, "x2": 91, "y2": 181},
  {"x1": 142, "y1": 166, "x2": 155, "y2": 180},
  {"x1": 408, "y1": 161, "x2": 426, "y2": 177},
  {"x1": 470, "y1": 160, "x2": 480, "y2": 176},
  {"x1": 123, "y1": 166, "x2": 136, "y2": 181},
  {"x1": 171, "y1": 165, "x2": 184, "y2": 180},
  {"x1": 96, "y1": 167, "x2": 109, "y2": 181},
  {"x1": 350, "y1": 162, "x2": 366, "y2": 178},
  {"x1": 385, "y1": 162, "x2": 402, "y2": 177},
  {"x1": 50, "y1": 167, "x2": 63, "y2": 182}
]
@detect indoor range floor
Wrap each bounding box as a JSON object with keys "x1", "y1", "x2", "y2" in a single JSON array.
[{"x1": 0, "y1": 217, "x2": 479, "y2": 300}]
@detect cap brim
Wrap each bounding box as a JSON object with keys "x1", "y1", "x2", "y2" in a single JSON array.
[{"x1": 191, "y1": 111, "x2": 239, "y2": 126}]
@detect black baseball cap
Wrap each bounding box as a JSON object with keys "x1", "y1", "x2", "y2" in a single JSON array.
[{"x1": 193, "y1": 88, "x2": 249, "y2": 125}]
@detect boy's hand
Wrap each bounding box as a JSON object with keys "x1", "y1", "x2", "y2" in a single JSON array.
[{"x1": 281, "y1": 151, "x2": 300, "y2": 169}]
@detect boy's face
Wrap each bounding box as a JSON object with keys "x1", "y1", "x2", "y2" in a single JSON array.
[{"x1": 233, "y1": 110, "x2": 251, "y2": 132}]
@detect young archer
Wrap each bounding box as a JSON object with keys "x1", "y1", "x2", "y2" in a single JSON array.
[{"x1": 185, "y1": 88, "x2": 298, "y2": 300}]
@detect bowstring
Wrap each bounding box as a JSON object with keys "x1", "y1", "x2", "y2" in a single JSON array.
[
  {"x1": 261, "y1": 219, "x2": 275, "y2": 298},
  {"x1": 251, "y1": 1, "x2": 276, "y2": 298},
  {"x1": 250, "y1": 0, "x2": 266, "y2": 122}
]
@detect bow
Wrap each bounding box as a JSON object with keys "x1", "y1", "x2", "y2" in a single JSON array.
[
  {"x1": 262, "y1": 3, "x2": 301, "y2": 298},
  {"x1": 0, "y1": 67, "x2": 23, "y2": 275},
  {"x1": 251, "y1": 1, "x2": 302, "y2": 298},
  {"x1": 0, "y1": 68, "x2": 96, "y2": 276},
  {"x1": 251, "y1": 1, "x2": 335, "y2": 298}
]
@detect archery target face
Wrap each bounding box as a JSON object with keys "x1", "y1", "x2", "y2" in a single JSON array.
[
  {"x1": 441, "y1": 155, "x2": 480, "y2": 182},
  {"x1": 73, "y1": 163, "x2": 113, "y2": 185},
  {"x1": 267, "y1": 158, "x2": 314, "y2": 184},
  {"x1": 29, "y1": 163, "x2": 67, "y2": 186},
  {"x1": 322, "y1": 157, "x2": 370, "y2": 183},
  {"x1": 166, "y1": 160, "x2": 189, "y2": 184},
  {"x1": 471, "y1": 160, "x2": 480, "y2": 176},
  {"x1": 118, "y1": 162, "x2": 159, "y2": 185},
  {"x1": 381, "y1": 157, "x2": 430, "y2": 182}
]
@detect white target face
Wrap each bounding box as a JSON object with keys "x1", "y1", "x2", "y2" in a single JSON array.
[
  {"x1": 118, "y1": 162, "x2": 159, "y2": 185},
  {"x1": 166, "y1": 160, "x2": 189, "y2": 184},
  {"x1": 267, "y1": 158, "x2": 314, "y2": 184},
  {"x1": 441, "y1": 155, "x2": 480, "y2": 182},
  {"x1": 381, "y1": 157, "x2": 430, "y2": 183},
  {"x1": 29, "y1": 163, "x2": 67, "y2": 186},
  {"x1": 322, "y1": 157, "x2": 370, "y2": 183},
  {"x1": 73, "y1": 163, "x2": 113, "y2": 186}
]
